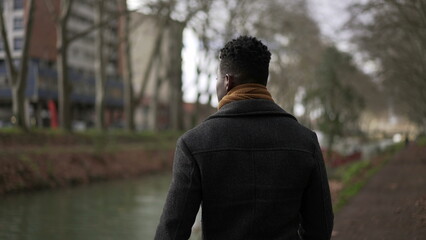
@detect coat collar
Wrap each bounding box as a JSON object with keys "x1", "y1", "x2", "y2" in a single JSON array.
[{"x1": 206, "y1": 99, "x2": 297, "y2": 121}]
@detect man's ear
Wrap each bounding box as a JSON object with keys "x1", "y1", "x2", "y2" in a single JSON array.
[{"x1": 225, "y1": 74, "x2": 234, "y2": 91}]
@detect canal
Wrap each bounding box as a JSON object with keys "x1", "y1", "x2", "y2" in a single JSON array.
[{"x1": 0, "y1": 173, "x2": 201, "y2": 240}]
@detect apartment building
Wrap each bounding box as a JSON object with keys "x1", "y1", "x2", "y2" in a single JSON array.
[
  {"x1": 0, "y1": 0, "x2": 123, "y2": 129},
  {"x1": 0, "y1": 0, "x2": 25, "y2": 60}
]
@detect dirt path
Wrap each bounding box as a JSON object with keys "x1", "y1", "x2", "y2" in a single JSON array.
[{"x1": 331, "y1": 144, "x2": 426, "y2": 240}]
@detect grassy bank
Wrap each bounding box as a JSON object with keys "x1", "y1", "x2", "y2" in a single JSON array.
[
  {"x1": 416, "y1": 135, "x2": 426, "y2": 146},
  {"x1": 329, "y1": 142, "x2": 405, "y2": 212},
  {"x1": 0, "y1": 128, "x2": 182, "y2": 148},
  {"x1": 0, "y1": 129, "x2": 181, "y2": 194}
]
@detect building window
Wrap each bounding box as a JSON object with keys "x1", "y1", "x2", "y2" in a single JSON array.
[
  {"x1": 13, "y1": 37, "x2": 23, "y2": 50},
  {"x1": 13, "y1": 17, "x2": 24, "y2": 30},
  {"x1": 13, "y1": 0, "x2": 24, "y2": 10}
]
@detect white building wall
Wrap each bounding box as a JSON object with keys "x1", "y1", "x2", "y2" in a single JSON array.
[
  {"x1": 67, "y1": 0, "x2": 119, "y2": 77},
  {"x1": 0, "y1": 0, "x2": 25, "y2": 59},
  {"x1": 130, "y1": 13, "x2": 185, "y2": 130}
]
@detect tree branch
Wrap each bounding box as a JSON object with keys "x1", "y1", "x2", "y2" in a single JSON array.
[
  {"x1": 61, "y1": 0, "x2": 73, "y2": 20},
  {"x1": 0, "y1": 5, "x2": 17, "y2": 86},
  {"x1": 136, "y1": 11, "x2": 172, "y2": 103},
  {"x1": 42, "y1": 0, "x2": 58, "y2": 22},
  {"x1": 67, "y1": 8, "x2": 139, "y2": 44}
]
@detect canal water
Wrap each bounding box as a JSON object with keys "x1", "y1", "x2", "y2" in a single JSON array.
[{"x1": 0, "y1": 173, "x2": 202, "y2": 240}]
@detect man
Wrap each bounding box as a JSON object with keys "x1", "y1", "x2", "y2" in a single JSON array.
[{"x1": 155, "y1": 36, "x2": 333, "y2": 240}]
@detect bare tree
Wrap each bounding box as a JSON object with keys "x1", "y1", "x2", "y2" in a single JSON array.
[
  {"x1": 168, "y1": 0, "x2": 211, "y2": 130},
  {"x1": 133, "y1": 0, "x2": 209, "y2": 130},
  {"x1": 118, "y1": 0, "x2": 135, "y2": 131},
  {"x1": 135, "y1": 0, "x2": 329, "y2": 130},
  {"x1": 56, "y1": 0, "x2": 74, "y2": 131},
  {"x1": 304, "y1": 47, "x2": 365, "y2": 160},
  {"x1": 348, "y1": 0, "x2": 426, "y2": 131},
  {"x1": 0, "y1": 0, "x2": 36, "y2": 130},
  {"x1": 134, "y1": 1, "x2": 172, "y2": 111},
  {"x1": 187, "y1": 0, "x2": 215, "y2": 126},
  {"x1": 43, "y1": 0, "x2": 131, "y2": 131},
  {"x1": 188, "y1": 0, "x2": 324, "y2": 115},
  {"x1": 167, "y1": 22, "x2": 185, "y2": 130},
  {"x1": 43, "y1": 0, "x2": 74, "y2": 131},
  {"x1": 95, "y1": 0, "x2": 106, "y2": 130},
  {"x1": 150, "y1": 55, "x2": 163, "y2": 131}
]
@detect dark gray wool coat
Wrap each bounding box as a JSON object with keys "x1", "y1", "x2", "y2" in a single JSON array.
[{"x1": 155, "y1": 99, "x2": 333, "y2": 240}]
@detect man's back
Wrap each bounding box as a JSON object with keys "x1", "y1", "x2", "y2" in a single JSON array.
[{"x1": 155, "y1": 99, "x2": 333, "y2": 240}]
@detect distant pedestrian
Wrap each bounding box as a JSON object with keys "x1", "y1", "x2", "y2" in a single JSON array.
[{"x1": 155, "y1": 36, "x2": 333, "y2": 240}]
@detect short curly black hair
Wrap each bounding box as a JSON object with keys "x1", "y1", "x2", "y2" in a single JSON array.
[{"x1": 219, "y1": 36, "x2": 271, "y2": 85}]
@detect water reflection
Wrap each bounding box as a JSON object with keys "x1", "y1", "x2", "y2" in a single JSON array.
[{"x1": 0, "y1": 173, "x2": 176, "y2": 240}]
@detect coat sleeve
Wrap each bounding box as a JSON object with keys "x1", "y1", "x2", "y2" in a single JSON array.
[
  {"x1": 300, "y1": 132, "x2": 334, "y2": 240},
  {"x1": 155, "y1": 137, "x2": 202, "y2": 240}
]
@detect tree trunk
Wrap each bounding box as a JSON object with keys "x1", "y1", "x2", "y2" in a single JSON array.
[
  {"x1": 11, "y1": 87, "x2": 26, "y2": 128},
  {"x1": 151, "y1": 82, "x2": 159, "y2": 131},
  {"x1": 17, "y1": 0, "x2": 36, "y2": 130},
  {"x1": 120, "y1": 0, "x2": 135, "y2": 131},
  {"x1": 150, "y1": 57, "x2": 162, "y2": 131},
  {"x1": 57, "y1": 25, "x2": 71, "y2": 131},
  {"x1": 0, "y1": 0, "x2": 35, "y2": 131},
  {"x1": 0, "y1": 7, "x2": 18, "y2": 127},
  {"x1": 175, "y1": 61, "x2": 184, "y2": 130},
  {"x1": 57, "y1": 0, "x2": 73, "y2": 131},
  {"x1": 95, "y1": 0, "x2": 105, "y2": 130},
  {"x1": 168, "y1": 26, "x2": 184, "y2": 130}
]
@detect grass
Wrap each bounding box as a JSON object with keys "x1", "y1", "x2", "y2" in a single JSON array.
[
  {"x1": 333, "y1": 159, "x2": 388, "y2": 211},
  {"x1": 0, "y1": 127, "x2": 182, "y2": 141},
  {"x1": 331, "y1": 145, "x2": 397, "y2": 212},
  {"x1": 0, "y1": 128, "x2": 181, "y2": 154},
  {"x1": 416, "y1": 135, "x2": 426, "y2": 146}
]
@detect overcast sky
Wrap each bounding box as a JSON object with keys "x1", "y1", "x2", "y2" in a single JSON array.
[{"x1": 308, "y1": 0, "x2": 353, "y2": 49}]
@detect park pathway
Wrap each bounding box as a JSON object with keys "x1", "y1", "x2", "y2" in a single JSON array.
[{"x1": 331, "y1": 144, "x2": 426, "y2": 240}]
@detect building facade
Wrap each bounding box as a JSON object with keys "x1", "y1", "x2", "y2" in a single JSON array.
[
  {"x1": 0, "y1": 0, "x2": 123, "y2": 129},
  {"x1": 129, "y1": 12, "x2": 185, "y2": 130}
]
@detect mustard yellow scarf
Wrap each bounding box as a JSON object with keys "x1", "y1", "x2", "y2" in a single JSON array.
[{"x1": 218, "y1": 83, "x2": 274, "y2": 110}]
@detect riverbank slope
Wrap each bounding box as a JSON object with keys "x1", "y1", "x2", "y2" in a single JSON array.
[
  {"x1": 0, "y1": 130, "x2": 179, "y2": 194},
  {"x1": 331, "y1": 143, "x2": 426, "y2": 239}
]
